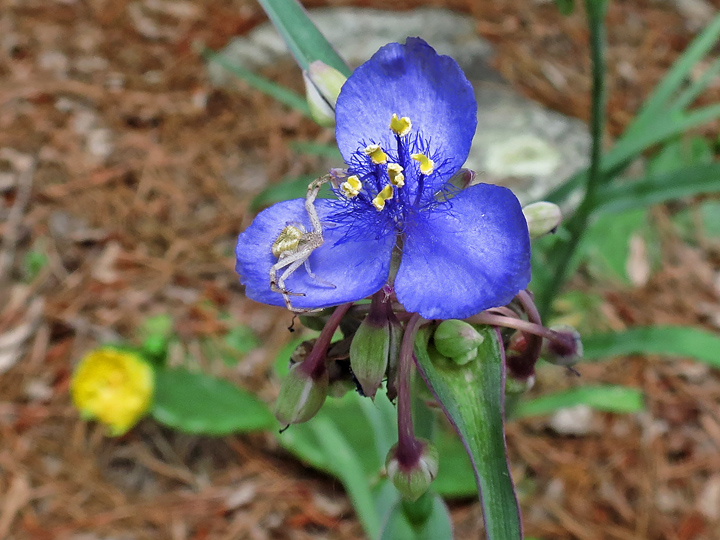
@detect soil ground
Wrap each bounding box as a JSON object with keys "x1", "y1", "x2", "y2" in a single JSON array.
[{"x1": 1, "y1": 1, "x2": 719, "y2": 539}]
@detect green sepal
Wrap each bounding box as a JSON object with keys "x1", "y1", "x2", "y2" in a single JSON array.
[
  {"x1": 274, "y1": 363, "x2": 329, "y2": 425},
  {"x1": 350, "y1": 307, "x2": 391, "y2": 399},
  {"x1": 385, "y1": 439, "x2": 439, "y2": 502}
]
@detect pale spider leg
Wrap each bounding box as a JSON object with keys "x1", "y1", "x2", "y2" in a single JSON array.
[
  {"x1": 277, "y1": 257, "x2": 308, "y2": 310},
  {"x1": 270, "y1": 249, "x2": 311, "y2": 295},
  {"x1": 268, "y1": 174, "x2": 341, "y2": 311},
  {"x1": 304, "y1": 176, "x2": 326, "y2": 236},
  {"x1": 302, "y1": 258, "x2": 336, "y2": 289}
]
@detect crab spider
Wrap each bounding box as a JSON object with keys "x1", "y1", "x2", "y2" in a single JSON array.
[{"x1": 269, "y1": 174, "x2": 339, "y2": 312}]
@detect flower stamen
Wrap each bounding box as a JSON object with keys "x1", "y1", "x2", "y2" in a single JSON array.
[
  {"x1": 364, "y1": 144, "x2": 388, "y2": 164},
  {"x1": 390, "y1": 114, "x2": 412, "y2": 136},
  {"x1": 387, "y1": 163, "x2": 405, "y2": 187},
  {"x1": 340, "y1": 175, "x2": 362, "y2": 198},
  {"x1": 411, "y1": 153, "x2": 435, "y2": 175},
  {"x1": 372, "y1": 184, "x2": 394, "y2": 211}
]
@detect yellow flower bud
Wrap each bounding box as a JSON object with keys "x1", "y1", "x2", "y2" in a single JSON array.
[{"x1": 71, "y1": 347, "x2": 154, "y2": 436}]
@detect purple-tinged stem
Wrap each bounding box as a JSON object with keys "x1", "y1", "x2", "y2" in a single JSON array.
[
  {"x1": 299, "y1": 302, "x2": 353, "y2": 379},
  {"x1": 467, "y1": 313, "x2": 562, "y2": 342},
  {"x1": 395, "y1": 312, "x2": 425, "y2": 468},
  {"x1": 486, "y1": 306, "x2": 520, "y2": 318}
]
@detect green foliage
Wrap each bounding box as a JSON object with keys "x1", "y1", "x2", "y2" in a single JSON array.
[
  {"x1": 276, "y1": 390, "x2": 394, "y2": 538},
  {"x1": 250, "y1": 174, "x2": 334, "y2": 210},
  {"x1": 379, "y1": 492, "x2": 454, "y2": 540},
  {"x1": 151, "y1": 368, "x2": 275, "y2": 435},
  {"x1": 414, "y1": 325, "x2": 522, "y2": 540},
  {"x1": 553, "y1": 0, "x2": 575, "y2": 15},
  {"x1": 256, "y1": 0, "x2": 351, "y2": 76},
  {"x1": 200, "y1": 47, "x2": 311, "y2": 117},
  {"x1": 577, "y1": 208, "x2": 660, "y2": 285},
  {"x1": 595, "y1": 162, "x2": 720, "y2": 215},
  {"x1": 216, "y1": 323, "x2": 261, "y2": 366},
  {"x1": 139, "y1": 314, "x2": 174, "y2": 363},
  {"x1": 647, "y1": 136, "x2": 714, "y2": 176},
  {"x1": 513, "y1": 385, "x2": 644, "y2": 418},
  {"x1": 290, "y1": 141, "x2": 343, "y2": 160},
  {"x1": 22, "y1": 244, "x2": 48, "y2": 282},
  {"x1": 583, "y1": 326, "x2": 720, "y2": 369},
  {"x1": 673, "y1": 200, "x2": 720, "y2": 244}
]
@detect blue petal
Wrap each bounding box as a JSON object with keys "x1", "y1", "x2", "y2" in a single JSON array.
[
  {"x1": 335, "y1": 38, "x2": 477, "y2": 192},
  {"x1": 236, "y1": 199, "x2": 395, "y2": 310},
  {"x1": 394, "y1": 184, "x2": 531, "y2": 319}
]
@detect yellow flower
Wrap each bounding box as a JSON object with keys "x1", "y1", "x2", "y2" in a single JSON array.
[{"x1": 71, "y1": 347, "x2": 154, "y2": 436}]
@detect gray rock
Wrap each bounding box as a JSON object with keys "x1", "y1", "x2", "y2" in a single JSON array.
[
  {"x1": 212, "y1": 7, "x2": 589, "y2": 204},
  {"x1": 209, "y1": 8, "x2": 493, "y2": 76},
  {"x1": 466, "y1": 84, "x2": 590, "y2": 205}
]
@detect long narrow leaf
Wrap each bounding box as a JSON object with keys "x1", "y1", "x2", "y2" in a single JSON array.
[
  {"x1": 670, "y1": 57, "x2": 720, "y2": 113},
  {"x1": 257, "y1": 0, "x2": 351, "y2": 76},
  {"x1": 611, "y1": 104, "x2": 720, "y2": 169},
  {"x1": 311, "y1": 416, "x2": 382, "y2": 538},
  {"x1": 624, "y1": 13, "x2": 720, "y2": 136},
  {"x1": 414, "y1": 326, "x2": 522, "y2": 540},
  {"x1": 200, "y1": 47, "x2": 311, "y2": 116},
  {"x1": 583, "y1": 326, "x2": 720, "y2": 369},
  {"x1": 595, "y1": 162, "x2": 720, "y2": 214},
  {"x1": 514, "y1": 385, "x2": 644, "y2": 418},
  {"x1": 545, "y1": 104, "x2": 720, "y2": 206}
]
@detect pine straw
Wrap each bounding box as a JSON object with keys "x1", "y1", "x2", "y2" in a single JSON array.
[{"x1": 0, "y1": 0, "x2": 719, "y2": 538}]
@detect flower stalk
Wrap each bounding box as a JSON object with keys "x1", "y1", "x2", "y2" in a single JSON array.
[{"x1": 395, "y1": 313, "x2": 424, "y2": 467}]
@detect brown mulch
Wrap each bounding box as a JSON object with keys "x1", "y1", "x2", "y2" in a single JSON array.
[{"x1": 1, "y1": 0, "x2": 719, "y2": 539}]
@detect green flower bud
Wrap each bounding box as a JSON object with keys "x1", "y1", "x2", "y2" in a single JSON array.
[
  {"x1": 307, "y1": 61, "x2": 346, "y2": 106},
  {"x1": 303, "y1": 71, "x2": 336, "y2": 127},
  {"x1": 273, "y1": 363, "x2": 328, "y2": 425},
  {"x1": 542, "y1": 324, "x2": 583, "y2": 367},
  {"x1": 349, "y1": 296, "x2": 392, "y2": 399},
  {"x1": 435, "y1": 168, "x2": 475, "y2": 201},
  {"x1": 522, "y1": 201, "x2": 562, "y2": 239},
  {"x1": 446, "y1": 168, "x2": 475, "y2": 191},
  {"x1": 385, "y1": 440, "x2": 439, "y2": 502},
  {"x1": 433, "y1": 319, "x2": 484, "y2": 365},
  {"x1": 349, "y1": 320, "x2": 390, "y2": 399}
]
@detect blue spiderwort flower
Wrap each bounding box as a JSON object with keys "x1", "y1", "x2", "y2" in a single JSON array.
[{"x1": 235, "y1": 38, "x2": 531, "y2": 319}]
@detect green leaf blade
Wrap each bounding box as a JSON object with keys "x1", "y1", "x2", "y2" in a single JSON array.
[
  {"x1": 201, "y1": 47, "x2": 311, "y2": 116},
  {"x1": 379, "y1": 492, "x2": 454, "y2": 540},
  {"x1": 151, "y1": 368, "x2": 275, "y2": 435},
  {"x1": 257, "y1": 0, "x2": 351, "y2": 76},
  {"x1": 514, "y1": 385, "x2": 644, "y2": 418},
  {"x1": 414, "y1": 326, "x2": 523, "y2": 540},
  {"x1": 596, "y1": 162, "x2": 720, "y2": 215},
  {"x1": 583, "y1": 326, "x2": 720, "y2": 369}
]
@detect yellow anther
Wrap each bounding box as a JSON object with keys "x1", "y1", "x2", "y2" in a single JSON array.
[
  {"x1": 387, "y1": 163, "x2": 405, "y2": 187},
  {"x1": 364, "y1": 144, "x2": 388, "y2": 164},
  {"x1": 372, "y1": 184, "x2": 394, "y2": 211},
  {"x1": 272, "y1": 225, "x2": 303, "y2": 258},
  {"x1": 341, "y1": 175, "x2": 362, "y2": 198},
  {"x1": 390, "y1": 114, "x2": 412, "y2": 136},
  {"x1": 412, "y1": 153, "x2": 435, "y2": 175}
]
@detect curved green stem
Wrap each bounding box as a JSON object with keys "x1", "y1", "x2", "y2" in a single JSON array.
[{"x1": 538, "y1": 0, "x2": 607, "y2": 319}]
